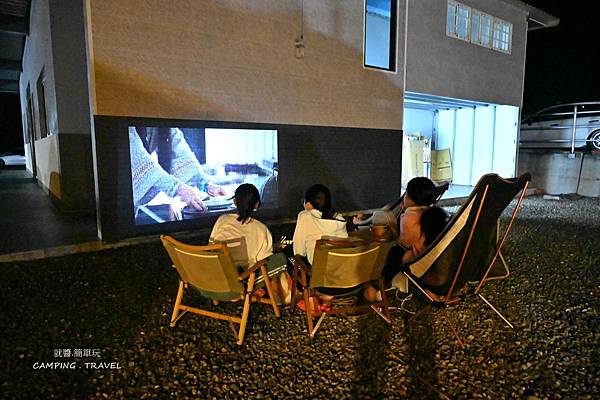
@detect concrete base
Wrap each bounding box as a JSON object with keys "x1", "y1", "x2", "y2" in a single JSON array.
[
  {"x1": 518, "y1": 151, "x2": 600, "y2": 196},
  {"x1": 578, "y1": 154, "x2": 600, "y2": 197}
]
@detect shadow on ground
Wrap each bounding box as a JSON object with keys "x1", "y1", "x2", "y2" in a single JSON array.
[{"x1": 0, "y1": 196, "x2": 598, "y2": 399}]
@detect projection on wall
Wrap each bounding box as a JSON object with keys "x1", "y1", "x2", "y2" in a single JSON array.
[{"x1": 129, "y1": 127, "x2": 278, "y2": 225}]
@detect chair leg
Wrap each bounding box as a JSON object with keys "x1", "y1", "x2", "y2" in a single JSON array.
[
  {"x1": 478, "y1": 293, "x2": 514, "y2": 329},
  {"x1": 260, "y1": 265, "x2": 281, "y2": 317},
  {"x1": 290, "y1": 261, "x2": 299, "y2": 309},
  {"x1": 311, "y1": 313, "x2": 326, "y2": 338},
  {"x1": 300, "y1": 269, "x2": 314, "y2": 337},
  {"x1": 237, "y1": 273, "x2": 255, "y2": 346},
  {"x1": 379, "y1": 278, "x2": 392, "y2": 320},
  {"x1": 499, "y1": 251, "x2": 510, "y2": 272},
  {"x1": 441, "y1": 308, "x2": 465, "y2": 349},
  {"x1": 371, "y1": 305, "x2": 392, "y2": 324},
  {"x1": 170, "y1": 280, "x2": 185, "y2": 327}
]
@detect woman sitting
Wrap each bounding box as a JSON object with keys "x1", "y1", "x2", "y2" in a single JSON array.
[
  {"x1": 376, "y1": 177, "x2": 439, "y2": 281},
  {"x1": 209, "y1": 183, "x2": 287, "y2": 300},
  {"x1": 282, "y1": 184, "x2": 355, "y2": 307},
  {"x1": 292, "y1": 184, "x2": 348, "y2": 266}
]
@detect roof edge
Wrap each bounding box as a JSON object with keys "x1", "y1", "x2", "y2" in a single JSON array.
[{"x1": 501, "y1": 0, "x2": 560, "y2": 30}]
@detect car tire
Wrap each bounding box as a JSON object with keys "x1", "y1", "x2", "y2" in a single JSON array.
[
  {"x1": 588, "y1": 129, "x2": 600, "y2": 151},
  {"x1": 0, "y1": 159, "x2": 5, "y2": 168}
]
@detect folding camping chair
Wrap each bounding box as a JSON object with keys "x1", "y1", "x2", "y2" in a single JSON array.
[
  {"x1": 291, "y1": 238, "x2": 394, "y2": 338},
  {"x1": 161, "y1": 235, "x2": 284, "y2": 345},
  {"x1": 393, "y1": 173, "x2": 531, "y2": 348}
]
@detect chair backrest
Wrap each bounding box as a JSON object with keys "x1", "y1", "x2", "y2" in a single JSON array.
[
  {"x1": 310, "y1": 239, "x2": 391, "y2": 288},
  {"x1": 161, "y1": 235, "x2": 244, "y2": 297},
  {"x1": 434, "y1": 182, "x2": 450, "y2": 203},
  {"x1": 211, "y1": 236, "x2": 249, "y2": 267},
  {"x1": 404, "y1": 173, "x2": 531, "y2": 297}
]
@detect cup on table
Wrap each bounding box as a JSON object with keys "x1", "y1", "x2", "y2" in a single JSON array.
[{"x1": 370, "y1": 224, "x2": 386, "y2": 240}]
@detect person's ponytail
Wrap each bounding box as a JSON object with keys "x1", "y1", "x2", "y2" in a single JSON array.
[{"x1": 233, "y1": 184, "x2": 261, "y2": 224}]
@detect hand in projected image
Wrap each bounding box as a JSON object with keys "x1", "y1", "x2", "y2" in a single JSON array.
[
  {"x1": 206, "y1": 183, "x2": 227, "y2": 197},
  {"x1": 176, "y1": 183, "x2": 207, "y2": 211},
  {"x1": 352, "y1": 213, "x2": 366, "y2": 225}
]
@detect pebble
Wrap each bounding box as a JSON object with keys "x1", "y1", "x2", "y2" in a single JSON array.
[{"x1": 1, "y1": 196, "x2": 598, "y2": 398}]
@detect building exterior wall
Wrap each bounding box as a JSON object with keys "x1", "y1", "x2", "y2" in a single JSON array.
[
  {"x1": 19, "y1": 0, "x2": 59, "y2": 195},
  {"x1": 19, "y1": 0, "x2": 94, "y2": 211},
  {"x1": 89, "y1": 0, "x2": 405, "y2": 130},
  {"x1": 49, "y1": 0, "x2": 95, "y2": 212},
  {"x1": 404, "y1": 0, "x2": 528, "y2": 107}
]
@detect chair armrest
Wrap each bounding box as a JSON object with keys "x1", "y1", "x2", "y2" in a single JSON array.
[
  {"x1": 293, "y1": 254, "x2": 312, "y2": 275},
  {"x1": 238, "y1": 258, "x2": 267, "y2": 281}
]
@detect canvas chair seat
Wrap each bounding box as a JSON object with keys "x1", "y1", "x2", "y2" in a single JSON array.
[
  {"x1": 393, "y1": 173, "x2": 531, "y2": 348},
  {"x1": 161, "y1": 235, "x2": 284, "y2": 345},
  {"x1": 291, "y1": 238, "x2": 394, "y2": 338}
]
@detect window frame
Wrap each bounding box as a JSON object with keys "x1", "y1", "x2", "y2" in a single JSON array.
[
  {"x1": 470, "y1": 9, "x2": 493, "y2": 48},
  {"x1": 446, "y1": 1, "x2": 471, "y2": 42},
  {"x1": 36, "y1": 70, "x2": 49, "y2": 139},
  {"x1": 447, "y1": 1, "x2": 511, "y2": 54},
  {"x1": 492, "y1": 17, "x2": 512, "y2": 54},
  {"x1": 363, "y1": 0, "x2": 398, "y2": 73},
  {"x1": 479, "y1": 12, "x2": 493, "y2": 48}
]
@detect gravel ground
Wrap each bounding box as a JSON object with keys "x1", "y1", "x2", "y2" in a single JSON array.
[{"x1": 0, "y1": 196, "x2": 598, "y2": 399}]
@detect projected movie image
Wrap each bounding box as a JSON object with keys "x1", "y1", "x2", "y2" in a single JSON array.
[{"x1": 129, "y1": 126, "x2": 278, "y2": 225}]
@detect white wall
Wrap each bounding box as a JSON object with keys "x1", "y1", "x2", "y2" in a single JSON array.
[
  {"x1": 437, "y1": 109, "x2": 455, "y2": 151},
  {"x1": 471, "y1": 106, "x2": 495, "y2": 182},
  {"x1": 19, "y1": 0, "x2": 95, "y2": 210},
  {"x1": 452, "y1": 108, "x2": 475, "y2": 185},
  {"x1": 436, "y1": 103, "x2": 518, "y2": 186},
  {"x1": 19, "y1": 0, "x2": 60, "y2": 195},
  {"x1": 403, "y1": 108, "x2": 435, "y2": 140},
  {"x1": 492, "y1": 105, "x2": 518, "y2": 178}
]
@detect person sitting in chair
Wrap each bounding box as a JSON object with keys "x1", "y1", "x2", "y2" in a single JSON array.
[
  {"x1": 364, "y1": 203, "x2": 447, "y2": 301},
  {"x1": 209, "y1": 184, "x2": 288, "y2": 302},
  {"x1": 209, "y1": 183, "x2": 273, "y2": 267},
  {"x1": 282, "y1": 184, "x2": 353, "y2": 309},
  {"x1": 381, "y1": 177, "x2": 443, "y2": 283}
]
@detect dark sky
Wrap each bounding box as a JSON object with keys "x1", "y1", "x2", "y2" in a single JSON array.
[
  {"x1": 521, "y1": 0, "x2": 600, "y2": 114},
  {"x1": 0, "y1": 92, "x2": 22, "y2": 152}
]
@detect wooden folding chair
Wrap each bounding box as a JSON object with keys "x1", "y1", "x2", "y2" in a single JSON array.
[
  {"x1": 393, "y1": 173, "x2": 531, "y2": 348},
  {"x1": 290, "y1": 238, "x2": 393, "y2": 338},
  {"x1": 161, "y1": 235, "x2": 282, "y2": 345}
]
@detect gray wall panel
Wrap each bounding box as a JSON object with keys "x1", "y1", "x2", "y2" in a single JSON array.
[{"x1": 94, "y1": 116, "x2": 403, "y2": 241}]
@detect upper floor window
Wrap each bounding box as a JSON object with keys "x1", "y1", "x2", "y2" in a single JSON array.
[
  {"x1": 493, "y1": 18, "x2": 512, "y2": 53},
  {"x1": 447, "y1": 1, "x2": 511, "y2": 54},
  {"x1": 471, "y1": 10, "x2": 492, "y2": 47},
  {"x1": 447, "y1": 1, "x2": 470, "y2": 41},
  {"x1": 364, "y1": 0, "x2": 397, "y2": 71}
]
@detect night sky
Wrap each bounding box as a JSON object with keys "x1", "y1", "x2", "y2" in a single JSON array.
[
  {"x1": 521, "y1": 0, "x2": 600, "y2": 114},
  {"x1": 0, "y1": 1, "x2": 598, "y2": 152}
]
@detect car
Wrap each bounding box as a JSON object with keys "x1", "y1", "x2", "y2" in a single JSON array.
[
  {"x1": 0, "y1": 148, "x2": 26, "y2": 168},
  {"x1": 520, "y1": 102, "x2": 600, "y2": 151}
]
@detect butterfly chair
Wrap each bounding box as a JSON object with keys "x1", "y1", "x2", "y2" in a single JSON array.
[
  {"x1": 392, "y1": 173, "x2": 531, "y2": 348},
  {"x1": 291, "y1": 239, "x2": 394, "y2": 338},
  {"x1": 161, "y1": 235, "x2": 284, "y2": 345}
]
